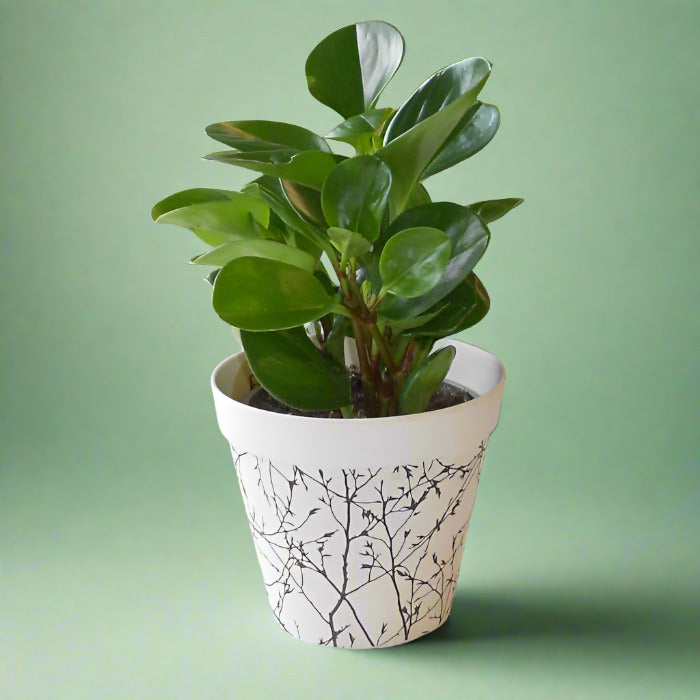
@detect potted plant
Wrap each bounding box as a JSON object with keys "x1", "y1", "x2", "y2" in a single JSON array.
[{"x1": 153, "y1": 20, "x2": 521, "y2": 648}]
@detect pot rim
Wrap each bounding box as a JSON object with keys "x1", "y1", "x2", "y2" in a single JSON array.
[
  {"x1": 211, "y1": 339, "x2": 505, "y2": 468},
  {"x1": 211, "y1": 338, "x2": 505, "y2": 425}
]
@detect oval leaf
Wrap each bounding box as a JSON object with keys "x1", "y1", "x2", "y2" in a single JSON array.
[
  {"x1": 253, "y1": 176, "x2": 329, "y2": 254},
  {"x1": 321, "y1": 156, "x2": 392, "y2": 242},
  {"x1": 384, "y1": 58, "x2": 492, "y2": 143},
  {"x1": 468, "y1": 197, "x2": 524, "y2": 224},
  {"x1": 399, "y1": 345, "x2": 456, "y2": 415},
  {"x1": 325, "y1": 108, "x2": 394, "y2": 150},
  {"x1": 305, "y1": 21, "x2": 404, "y2": 118},
  {"x1": 205, "y1": 120, "x2": 331, "y2": 154},
  {"x1": 151, "y1": 188, "x2": 240, "y2": 221},
  {"x1": 205, "y1": 150, "x2": 340, "y2": 190},
  {"x1": 213, "y1": 257, "x2": 335, "y2": 331},
  {"x1": 241, "y1": 326, "x2": 350, "y2": 411},
  {"x1": 380, "y1": 202, "x2": 489, "y2": 319},
  {"x1": 377, "y1": 58, "x2": 492, "y2": 214},
  {"x1": 407, "y1": 272, "x2": 490, "y2": 338},
  {"x1": 190, "y1": 238, "x2": 317, "y2": 272},
  {"x1": 379, "y1": 227, "x2": 451, "y2": 298},
  {"x1": 191, "y1": 228, "x2": 240, "y2": 248},
  {"x1": 327, "y1": 227, "x2": 372, "y2": 264},
  {"x1": 422, "y1": 102, "x2": 500, "y2": 179},
  {"x1": 281, "y1": 180, "x2": 326, "y2": 226},
  {"x1": 153, "y1": 197, "x2": 269, "y2": 237}
]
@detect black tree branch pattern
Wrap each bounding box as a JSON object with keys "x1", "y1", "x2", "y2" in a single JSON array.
[{"x1": 231, "y1": 443, "x2": 487, "y2": 648}]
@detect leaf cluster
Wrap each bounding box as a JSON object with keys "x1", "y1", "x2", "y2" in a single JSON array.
[{"x1": 152, "y1": 21, "x2": 522, "y2": 417}]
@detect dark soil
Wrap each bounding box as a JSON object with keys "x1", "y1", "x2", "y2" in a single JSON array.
[{"x1": 247, "y1": 373, "x2": 474, "y2": 418}]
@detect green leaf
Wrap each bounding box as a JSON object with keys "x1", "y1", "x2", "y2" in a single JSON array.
[
  {"x1": 405, "y1": 183, "x2": 432, "y2": 210},
  {"x1": 468, "y1": 197, "x2": 524, "y2": 224},
  {"x1": 241, "y1": 326, "x2": 351, "y2": 411},
  {"x1": 305, "y1": 21, "x2": 404, "y2": 119},
  {"x1": 327, "y1": 227, "x2": 372, "y2": 265},
  {"x1": 325, "y1": 108, "x2": 394, "y2": 150},
  {"x1": 407, "y1": 272, "x2": 490, "y2": 338},
  {"x1": 151, "y1": 188, "x2": 239, "y2": 220},
  {"x1": 253, "y1": 177, "x2": 329, "y2": 255},
  {"x1": 213, "y1": 257, "x2": 336, "y2": 331},
  {"x1": 377, "y1": 58, "x2": 492, "y2": 214},
  {"x1": 204, "y1": 150, "x2": 340, "y2": 190},
  {"x1": 380, "y1": 203, "x2": 489, "y2": 319},
  {"x1": 399, "y1": 345, "x2": 456, "y2": 415},
  {"x1": 205, "y1": 120, "x2": 331, "y2": 153},
  {"x1": 321, "y1": 156, "x2": 392, "y2": 242},
  {"x1": 281, "y1": 180, "x2": 326, "y2": 226},
  {"x1": 153, "y1": 197, "x2": 269, "y2": 238},
  {"x1": 384, "y1": 58, "x2": 492, "y2": 143},
  {"x1": 422, "y1": 103, "x2": 500, "y2": 179},
  {"x1": 384, "y1": 306, "x2": 445, "y2": 330},
  {"x1": 190, "y1": 229, "x2": 238, "y2": 248},
  {"x1": 325, "y1": 315, "x2": 353, "y2": 365},
  {"x1": 204, "y1": 268, "x2": 220, "y2": 287},
  {"x1": 379, "y1": 227, "x2": 451, "y2": 298},
  {"x1": 313, "y1": 267, "x2": 338, "y2": 297},
  {"x1": 152, "y1": 189, "x2": 269, "y2": 238},
  {"x1": 190, "y1": 238, "x2": 317, "y2": 272}
]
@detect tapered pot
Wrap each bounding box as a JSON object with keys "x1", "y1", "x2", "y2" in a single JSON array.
[{"x1": 211, "y1": 340, "x2": 505, "y2": 649}]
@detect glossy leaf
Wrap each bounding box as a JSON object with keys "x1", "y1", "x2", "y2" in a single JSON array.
[
  {"x1": 379, "y1": 227, "x2": 451, "y2": 298},
  {"x1": 204, "y1": 150, "x2": 340, "y2": 190},
  {"x1": 384, "y1": 305, "x2": 445, "y2": 330},
  {"x1": 325, "y1": 315, "x2": 353, "y2": 365},
  {"x1": 468, "y1": 197, "x2": 524, "y2": 224},
  {"x1": 327, "y1": 227, "x2": 372, "y2": 265},
  {"x1": 313, "y1": 267, "x2": 338, "y2": 297},
  {"x1": 190, "y1": 238, "x2": 316, "y2": 272},
  {"x1": 213, "y1": 257, "x2": 336, "y2": 331},
  {"x1": 281, "y1": 180, "x2": 326, "y2": 226},
  {"x1": 408, "y1": 272, "x2": 490, "y2": 337},
  {"x1": 377, "y1": 58, "x2": 492, "y2": 214},
  {"x1": 305, "y1": 21, "x2": 404, "y2": 119},
  {"x1": 325, "y1": 108, "x2": 394, "y2": 150},
  {"x1": 422, "y1": 103, "x2": 500, "y2": 179},
  {"x1": 190, "y1": 229, "x2": 238, "y2": 248},
  {"x1": 252, "y1": 177, "x2": 329, "y2": 255},
  {"x1": 153, "y1": 199, "x2": 269, "y2": 240},
  {"x1": 152, "y1": 189, "x2": 269, "y2": 234},
  {"x1": 399, "y1": 345, "x2": 456, "y2": 415},
  {"x1": 241, "y1": 326, "x2": 351, "y2": 411},
  {"x1": 204, "y1": 268, "x2": 220, "y2": 287},
  {"x1": 205, "y1": 120, "x2": 331, "y2": 153},
  {"x1": 321, "y1": 156, "x2": 392, "y2": 243},
  {"x1": 151, "y1": 188, "x2": 239, "y2": 220},
  {"x1": 405, "y1": 183, "x2": 432, "y2": 210},
  {"x1": 384, "y1": 58, "x2": 492, "y2": 143},
  {"x1": 380, "y1": 202, "x2": 489, "y2": 319}
]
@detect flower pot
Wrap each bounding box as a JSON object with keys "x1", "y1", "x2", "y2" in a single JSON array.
[{"x1": 211, "y1": 340, "x2": 505, "y2": 648}]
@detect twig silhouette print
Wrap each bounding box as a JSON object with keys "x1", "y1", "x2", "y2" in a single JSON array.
[{"x1": 232, "y1": 442, "x2": 486, "y2": 648}]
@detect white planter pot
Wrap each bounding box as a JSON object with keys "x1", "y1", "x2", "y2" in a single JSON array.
[{"x1": 211, "y1": 340, "x2": 505, "y2": 649}]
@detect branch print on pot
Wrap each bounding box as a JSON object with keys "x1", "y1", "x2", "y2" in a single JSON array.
[{"x1": 233, "y1": 445, "x2": 486, "y2": 648}]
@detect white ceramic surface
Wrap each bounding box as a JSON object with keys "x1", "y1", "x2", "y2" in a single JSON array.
[{"x1": 212, "y1": 341, "x2": 505, "y2": 648}]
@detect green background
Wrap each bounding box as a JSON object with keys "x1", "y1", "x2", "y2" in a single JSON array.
[{"x1": 2, "y1": 0, "x2": 698, "y2": 697}]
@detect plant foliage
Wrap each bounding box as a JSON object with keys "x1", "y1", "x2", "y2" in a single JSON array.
[{"x1": 152, "y1": 20, "x2": 522, "y2": 417}]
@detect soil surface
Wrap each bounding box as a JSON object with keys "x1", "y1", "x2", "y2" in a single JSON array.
[{"x1": 247, "y1": 374, "x2": 473, "y2": 418}]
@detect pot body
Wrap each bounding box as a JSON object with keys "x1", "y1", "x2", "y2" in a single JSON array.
[{"x1": 211, "y1": 340, "x2": 505, "y2": 649}]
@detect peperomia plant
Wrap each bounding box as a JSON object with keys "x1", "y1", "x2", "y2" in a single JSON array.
[{"x1": 152, "y1": 21, "x2": 522, "y2": 418}]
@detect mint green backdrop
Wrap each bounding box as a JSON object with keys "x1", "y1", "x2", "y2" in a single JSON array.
[{"x1": 1, "y1": 0, "x2": 698, "y2": 697}]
